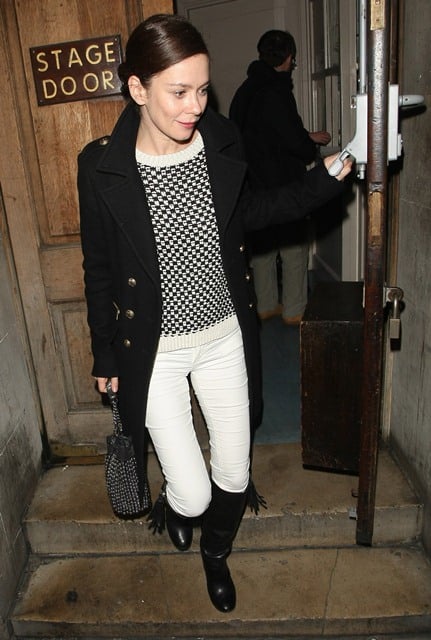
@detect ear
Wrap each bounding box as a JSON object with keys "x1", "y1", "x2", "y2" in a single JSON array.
[
  {"x1": 274, "y1": 55, "x2": 290, "y2": 72},
  {"x1": 128, "y1": 75, "x2": 147, "y2": 106}
]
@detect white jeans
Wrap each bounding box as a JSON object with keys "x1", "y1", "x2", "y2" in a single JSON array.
[{"x1": 145, "y1": 325, "x2": 250, "y2": 518}]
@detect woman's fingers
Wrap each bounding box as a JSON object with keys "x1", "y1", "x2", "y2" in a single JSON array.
[{"x1": 95, "y1": 377, "x2": 119, "y2": 393}]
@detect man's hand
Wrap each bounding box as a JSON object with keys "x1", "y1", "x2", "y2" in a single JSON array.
[{"x1": 310, "y1": 130, "x2": 332, "y2": 145}]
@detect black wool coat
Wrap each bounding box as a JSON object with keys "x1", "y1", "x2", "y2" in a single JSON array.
[{"x1": 78, "y1": 101, "x2": 343, "y2": 477}]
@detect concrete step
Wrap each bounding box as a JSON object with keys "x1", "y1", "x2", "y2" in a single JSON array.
[
  {"x1": 24, "y1": 443, "x2": 423, "y2": 554},
  {"x1": 11, "y1": 443, "x2": 430, "y2": 638},
  {"x1": 11, "y1": 545, "x2": 431, "y2": 638}
]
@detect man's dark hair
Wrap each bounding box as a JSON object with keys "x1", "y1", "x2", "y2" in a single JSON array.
[{"x1": 257, "y1": 30, "x2": 296, "y2": 67}]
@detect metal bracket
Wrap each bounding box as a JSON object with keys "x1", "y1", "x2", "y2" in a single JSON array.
[{"x1": 328, "y1": 87, "x2": 424, "y2": 179}]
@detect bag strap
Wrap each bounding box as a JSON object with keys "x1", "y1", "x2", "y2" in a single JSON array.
[{"x1": 106, "y1": 380, "x2": 123, "y2": 437}]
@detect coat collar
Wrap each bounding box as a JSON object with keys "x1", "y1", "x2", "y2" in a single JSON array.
[
  {"x1": 97, "y1": 102, "x2": 241, "y2": 169},
  {"x1": 97, "y1": 101, "x2": 241, "y2": 175},
  {"x1": 198, "y1": 110, "x2": 248, "y2": 235},
  {"x1": 97, "y1": 101, "x2": 141, "y2": 177}
]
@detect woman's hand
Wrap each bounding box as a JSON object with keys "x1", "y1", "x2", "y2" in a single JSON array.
[
  {"x1": 95, "y1": 376, "x2": 119, "y2": 393},
  {"x1": 324, "y1": 153, "x2": 353, "y2": 181}
]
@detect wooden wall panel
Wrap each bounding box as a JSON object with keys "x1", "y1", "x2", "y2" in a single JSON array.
[
  {"x1": 50, "y1": 302, "x2": 99, "y2": 407},
  {"x1": 40, "y1": 246, "x2": 84, "y2": 301},
  {"x1": 143, "y1": 0, "x2": 173, "y2": 16},
  {"x1": 16, "y1": 0, "x2": 132, "y2": 246}
]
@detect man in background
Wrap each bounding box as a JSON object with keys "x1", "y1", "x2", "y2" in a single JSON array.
[{"x1": 230, "y1": 29, "x2": 331, "y2": 324}]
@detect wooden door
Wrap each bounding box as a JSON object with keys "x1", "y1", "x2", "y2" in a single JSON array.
[
  {"x1": 356, "y1": 0, "x2": 396, "y2": 545},
  {"x1": 0, "y1": 0, "x2": 173, "y2": 458}
]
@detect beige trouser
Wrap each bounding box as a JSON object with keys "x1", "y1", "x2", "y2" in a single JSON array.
[{"x1": 251, "y1": 240, "x2": 309, "y2": 318}]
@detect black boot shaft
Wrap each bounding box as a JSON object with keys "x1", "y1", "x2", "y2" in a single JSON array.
[
  {"x1": 200, "y1": 481, "x2": 247, "y2": 554},
  {"x1": 200, "y1": 481, "x2": 247, "y2": 613}
]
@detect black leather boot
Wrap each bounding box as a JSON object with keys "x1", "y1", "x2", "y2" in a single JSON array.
[
  {"x1": 200, "y1": 481, "x2": 247, "y2": 612},
  {"x1": 166, "y1": 502, "x2": 193, "y2": 551},
  {"x1": 200, "y1": 545, "x2": 236, "y2": 612}
]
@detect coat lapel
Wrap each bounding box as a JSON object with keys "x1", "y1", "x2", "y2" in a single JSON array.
[
  {"x1": 198, "y1": 110, "x2": 247, "y2": 238},
  {"x1": 96, "y1": 103, "x2": 160, "y2": 284}
]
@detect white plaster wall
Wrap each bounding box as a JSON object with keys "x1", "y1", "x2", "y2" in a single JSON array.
[
  {"x1": 0, "y1": 209, "x2": 43, "y2": 637},
  {"x1": 390, "y1": 0, "x2": 431, "y2": 553}
]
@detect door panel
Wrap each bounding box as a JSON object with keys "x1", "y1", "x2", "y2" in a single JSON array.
[
  {"x1": 51, "y1": 302, "x2": 97, "y2": 408},
  {"x1": 0, "y1": 0, "x2": 173, "y2": 456}
]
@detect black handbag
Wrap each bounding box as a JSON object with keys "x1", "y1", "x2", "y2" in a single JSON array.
[{"x1": 105, "y1": 381, "x2": 152, "y2": 518}]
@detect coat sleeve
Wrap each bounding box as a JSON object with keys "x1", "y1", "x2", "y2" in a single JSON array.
[
  {"x1": 240, "y1": 161, "x2": 346, "y2": 233},
  {"x1": 78, "y1": 145, "x2": 119, "y2": 378}
]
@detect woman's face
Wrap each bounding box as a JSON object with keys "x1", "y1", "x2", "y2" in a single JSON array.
[{"x1": 131, "y1": 53, "x2": 210, "y2": 153}]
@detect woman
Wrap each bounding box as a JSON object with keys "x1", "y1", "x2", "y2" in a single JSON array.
[{"x1": 78, "y1": 14, "x2": 351, "y2": 613}]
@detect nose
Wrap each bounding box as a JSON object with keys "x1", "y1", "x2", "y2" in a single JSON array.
[{"x1": 187, "y1": 92, "x2": 206, "y2": 115}]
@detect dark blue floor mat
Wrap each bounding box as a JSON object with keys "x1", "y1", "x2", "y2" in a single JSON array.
[{"x1": 254, "y1": 316, "x2": 301, "y2": 444}]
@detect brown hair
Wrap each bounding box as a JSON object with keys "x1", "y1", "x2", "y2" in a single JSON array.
[{"x1": 118, "y1": 14, "x2": 209, "y2": 98}]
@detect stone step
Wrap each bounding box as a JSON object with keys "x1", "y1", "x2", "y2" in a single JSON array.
[
  {"x1": 24, "y1": 443, "x2": 423, "y2": 555},
  {"x1": 11, "y1": 545, "x2": 431, "y2": 638}
]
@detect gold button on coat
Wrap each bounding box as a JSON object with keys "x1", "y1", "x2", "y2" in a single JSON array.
[
  {"x1": 125, "y1": 309, "x2": 135, "y2": 319},
  {"x1": 128, "y1": 277, "x2": 137, "y2": 287},
  {"x1": 123, "y1": 339, "x2": 131, "y2": 348},
  {"x1": 239, "y1": 244, "x2": 245, "y2": 252}
]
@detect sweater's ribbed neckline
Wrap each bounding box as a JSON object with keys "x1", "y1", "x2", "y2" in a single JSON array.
[{"x1": 135, "y1": 132, "x2": 203, "y2": 168}]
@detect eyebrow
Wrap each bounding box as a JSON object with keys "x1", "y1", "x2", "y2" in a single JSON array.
[{"x1": 166, "y1": 81, "x2": 210, "y2": 89}]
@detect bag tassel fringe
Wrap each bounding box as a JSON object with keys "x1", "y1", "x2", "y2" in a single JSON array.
[
  {"x1": 147, "y1": 481, "x2": 167, "y2": 534},
  {"x1": 147, "y1": 476, "x2": 266, "y2": 531},
  {"x1": 247, "y1": 477, "x2": 267, "y2": 514}
]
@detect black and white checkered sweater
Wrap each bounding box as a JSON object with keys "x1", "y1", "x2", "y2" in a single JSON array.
[{"x1": 136, "y1": 133, "x2": 237, "y2": 352}]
